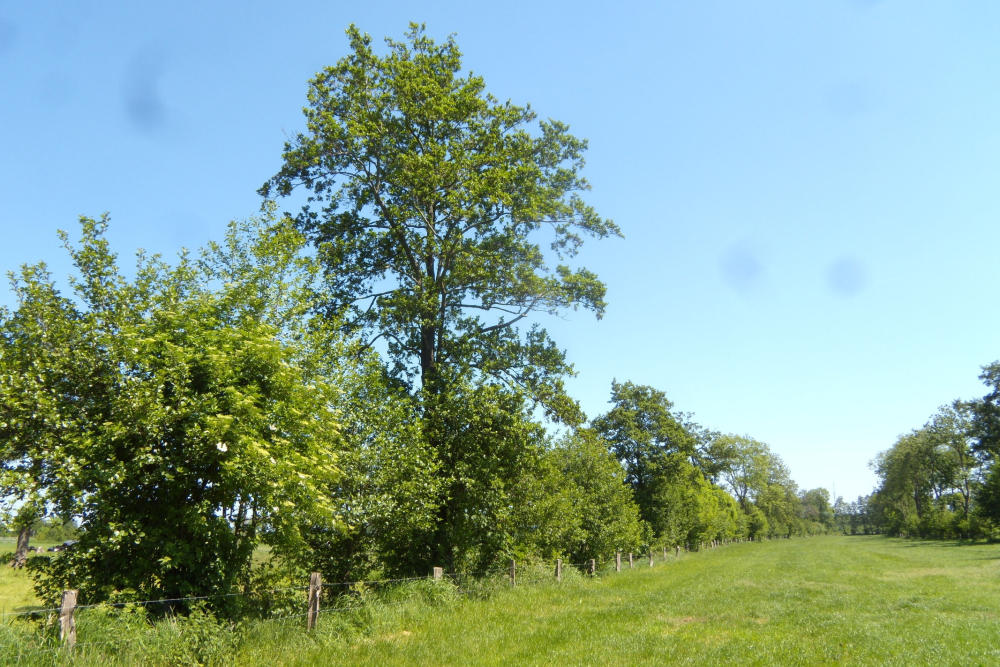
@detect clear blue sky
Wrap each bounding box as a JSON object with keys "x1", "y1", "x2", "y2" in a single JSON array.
[{"x1": 2, "y1": 1, "x2": 997, "y2": 500}]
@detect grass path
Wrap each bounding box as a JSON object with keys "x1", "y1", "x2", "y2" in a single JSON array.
[{"x1": 284, "y1": 536, "x2": 1000, "y2": 666}]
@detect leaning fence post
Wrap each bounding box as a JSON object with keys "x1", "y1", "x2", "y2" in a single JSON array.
[
  {"x1": 628, "y1": 553, "x2": 634, "y2": 569},
  {"x1": 59, "y1": 589, "x2": 77, "y2": 648},
  {"x1": 555, "y1": 558, "x2": 562, "y2": 582},
  {"x1": 616, "y1": 551, "x2": 621, "y2": 572},
  {"x1": 307, "y1": 572, "x2": 321, "y2": 630},
  {"x1": 509, "y1": 559, "x2": 516, "y2": 586},
  {"x1": 588, "y1": 559, "x2": 596, "y2": 576},
  {"x1": 432, "y1": 567, "x2": 443, "y2": 580}
]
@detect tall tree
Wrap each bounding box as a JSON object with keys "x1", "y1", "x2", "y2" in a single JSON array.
[
  {"x1": 260, "y1": 24, "x2": 619, "y2": 422},
  {"x1": 262, "y1": 25, "x2": 619, "y2": 571},
  {"x1": 592, "y1": 381, "x2": 698, "y2": 497},
  {"x1": 799, "y1": 488, "x2": 834, "y2": 530},
  {"x1": 592, "y1": 381, "x2": 713, "y2": 542},
  {"x1": 969, "y1": 364, "x2": 1000, "y2": 524},
  {"x1": 707, "y1": 435, "x2": 777, "y2": 511},
  {"x1": 927, "y1": 401, "x2": 977, "y2": 517}
]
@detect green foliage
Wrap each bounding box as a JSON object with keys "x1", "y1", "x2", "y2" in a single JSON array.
[
  {"x1": 255, "y1": 23, "x2": 631, "y2": 578},
  {"x1": 522, "y1": 429, "x2": 645, "y2": 563},
  {"x1": 833, "y1": 495, "x2": 878, "y2": 535},
  {"x1": 1, "y1": 212, "x2": 342, "y2": 606},
  {"x1": 708, "y1": 434, "x2": 778, "y2": 510},
  {"x1": 29, "y1": 518, "x2": 79, "y2": 542},
  {"x1": 415, "y1": 380, "x2": 551, "y2": 573},
  {"x1": 261, "y1": 24, "x2": 619, "y2": 422},
  {"x1": 297, "y1": 354, "x2": 441, "y2": 583},
  {"x1": 654, "y1": 455, "x2": 746, "y2": 545},
  {"x1": 971, "y1": 362, "x2": 1000, "y2": 461},
  {"x1": 870, "y1": 400, "x2": 984, "y2": 539},
  {"x1": 591, "y1": 381, "x2": 702, "y2": 534},
  {"x1": 0, "y1": 24, "x2": 839, "y2": 618},
  {"x1": 590, "y1": 381, "x2": 816, "y2": 545},
  {"x1": 798, "y1": 488, "x2": 834, "y2": 534},
  {"x1": 708, "y1": 434, "x2": 815, "y2": 537},
  {"x1": 159, "y1": 604, "x2": 237, "y2": 667}
]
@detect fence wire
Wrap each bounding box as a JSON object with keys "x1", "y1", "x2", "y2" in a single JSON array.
[{"x1": 0, "y1": 539, "x2": 761, "y2": 661}]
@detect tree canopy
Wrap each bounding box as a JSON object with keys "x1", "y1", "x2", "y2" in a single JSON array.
[
  {"x1": 260, "y1": 24, "x2": 620, "y2": 422},
  {"x1": 1, "y1": 213, "x2": 342, "y2": 604},
  {"x1": 0, "y1": 25, "x2": 832, "y2": 608}
]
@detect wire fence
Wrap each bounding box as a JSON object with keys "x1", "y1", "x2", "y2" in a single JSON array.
[{"x1": 0, "y1": 536, "x2": 768, "y2": 661}]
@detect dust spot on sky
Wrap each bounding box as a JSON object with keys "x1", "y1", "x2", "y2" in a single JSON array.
[
  {"x1": 827, "y1": 257, "x2": 867, "y2": 296},
  {"x1": 825, "y1": 81, "x2": 873, "y2": 118},
  {"x1": 0, "y1": 20, "x2": 16, "y2": 56},
  {"x1": 721, "y1": 244, "x2": 763, "y2": 292},
  {"x1": 123, "y1": 47, "x2": 167, "y2": 132}
]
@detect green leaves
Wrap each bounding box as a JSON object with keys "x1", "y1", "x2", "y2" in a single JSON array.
[
  {"x1": 262, "y1": 24, "x2": 619, "y2": 419},
  {"x1": 3, "y1": 212, "x2": 343, "y2": 605},
  {"x1": 871, "y1": 400, "x2": 983, "y2": 537}
]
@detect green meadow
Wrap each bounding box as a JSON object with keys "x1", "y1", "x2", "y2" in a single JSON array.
[
  {"x1": 0, "y1": 538, "x2": 61, "y2": 617},
  {"x1": 3, "y1": 535, "x2": 1000, "y2": 666}
]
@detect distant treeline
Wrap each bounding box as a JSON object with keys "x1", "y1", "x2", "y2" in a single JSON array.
[
  {"x1": 848, "y1": 365, "x2": 1000, "y2": 539},
  {"x1": 0, "y1": 25, "x2": 831, "y2": 611}
]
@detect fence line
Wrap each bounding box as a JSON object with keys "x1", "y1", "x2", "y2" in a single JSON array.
[{"x1": 1, "y1": 535, "x2": 768, "y2": 656}]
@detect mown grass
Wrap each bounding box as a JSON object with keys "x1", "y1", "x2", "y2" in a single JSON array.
[
  {"x1": 0, "y1": 538, "x2": 62, "y2": 616},
  {"x1": 4, "y1": 536, "x2": 1000, "y2": 666}
]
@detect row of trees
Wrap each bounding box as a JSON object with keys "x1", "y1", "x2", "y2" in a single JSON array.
[
  {"x1": 0, "y1": 25, "x2": 829, "y2": 609},
  {"x1": 860, "y1": 364, "x2": 1000, "y2": 539}
]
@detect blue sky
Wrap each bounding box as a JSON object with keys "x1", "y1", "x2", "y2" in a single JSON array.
[{"x1": 1, "y1": 1, "x2": 997, "y2": 500}]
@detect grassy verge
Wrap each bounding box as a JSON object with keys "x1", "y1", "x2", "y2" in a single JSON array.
[{"x1": 4, "y1": 536, "x2": 1000, "y2": 666}]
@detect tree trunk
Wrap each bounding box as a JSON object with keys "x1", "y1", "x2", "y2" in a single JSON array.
[{"x1": 10, "y1": 526, "x2": 31, "y2": 568}]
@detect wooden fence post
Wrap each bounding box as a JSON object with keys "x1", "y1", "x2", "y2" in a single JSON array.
[
  {"x1": 509, "y1": 559, "x2": 516, "y2": 586},
  {"x1": 59, "y1": 589, "x2": 77, "y2": 648},
  {"x1": 616, "y1": 552, "x2": 621, "y2": 572},
  {"x1": 432, "y1": 567, "x2": 443, "y2": 580},
  {"x1": 628, "y1": 553, "x2": 634, "y2": 569},
  {"x1": 588, "y1": 559, "x2": 596, "y2": 576},
  {"x1": 675, "y1": 545, "x2": 681, "y2": 557},
  {"x1": 649, "y1": 551, "x2": 654, "y2": 567},
  {"x1": 555, "y1": 558, "x2": 562, "y2": 582},
  {"x1": 307, "y1": 572, "x2": 321, "y2": 630},
  {"x1": 662, "y1": 546, "x2": 667, "y2": 559}
]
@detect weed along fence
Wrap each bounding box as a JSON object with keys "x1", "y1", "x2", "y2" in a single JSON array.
[{"x1": 0, "y1": 537, "x2": 782, "y2": 661}]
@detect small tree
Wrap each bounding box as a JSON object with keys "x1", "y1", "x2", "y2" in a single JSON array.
[
  {"x1": 2, "y1": 213, "x2": 342, "y2": 606},
  {"x1": 543, "y1": 429, "x2": 645, "y2": 563}
]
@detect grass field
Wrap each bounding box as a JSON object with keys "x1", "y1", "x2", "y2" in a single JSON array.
[
  {"x1": 0, "y1": 537, "x2": 62, "y2": 616},
  {"x1": 4, "y1": 535, "x2": 1000, "y2": 666}
]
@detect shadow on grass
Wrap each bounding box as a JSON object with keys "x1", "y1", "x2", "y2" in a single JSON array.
[{"x1": 877, "y1": 535, "x2": 1000, "y2": 560}]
